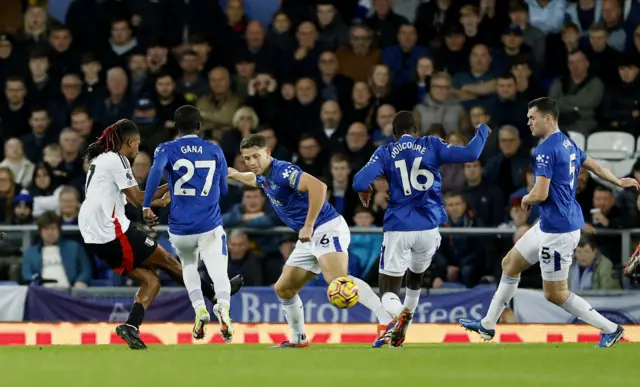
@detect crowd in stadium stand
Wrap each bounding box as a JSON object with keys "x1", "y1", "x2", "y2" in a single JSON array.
[{"x1": 0, "y1": 0, "x2": 639, "y2": 290}]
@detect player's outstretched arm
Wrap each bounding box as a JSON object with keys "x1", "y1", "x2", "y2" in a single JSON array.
[
  {"x1": 142, "y1": 147, "x2": 170, "y2": 210},
  {"x1": 435, "y1": 124, "x2": 491, "y2": 164},
  {"x1": 582, "y1": 157, "x2": 640, "y2": 190},
  {"x1": 296, "y1": 172, "x2": 327, "y2": 242},
  {"x1": 227, "y1": 167, "x2": 258, "y2": 187}
]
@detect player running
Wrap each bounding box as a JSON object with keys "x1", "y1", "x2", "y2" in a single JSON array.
[
  {"x1": 142, "y1": 105, "x2": 234, "y2": 342},
  {"x1": 460, "y1": 97, "x2": 638, "y2": 348},
  {"x1": 353, "y1": 111, "x2": 490, "y2": 347},
  {"x1": 78, "y1": 119, "x2": 243, "y2": 350},
  {"x1": 227, "y1": 134, "x2": 394, "y2": 348}
]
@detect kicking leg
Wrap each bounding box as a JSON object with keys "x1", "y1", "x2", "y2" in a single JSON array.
[
  {"x1": 199, "y1": 228, "x2": 233, "y2": 343},
  {"x1": 115, "y1": 267, "x2": 161, "y2": 350},
  {"x1": 273, "y1": 264, "x2": 316, "y2": 348}
]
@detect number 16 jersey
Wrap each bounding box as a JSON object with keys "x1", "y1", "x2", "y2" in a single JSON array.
[
  {"x1": 352, "y1": 127, "x2": 488, "y2": 232},
  {"x1": 533, "y1": 131, "x2": 585, "y2": 233},
  {"x1": 152, "y1": 135, "x2": 228, "y2": 236}
]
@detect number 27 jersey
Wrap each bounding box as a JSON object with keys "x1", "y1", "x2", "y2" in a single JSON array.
[{"x1": 533, "y1": 131, "x2": 586, "y2": 233}]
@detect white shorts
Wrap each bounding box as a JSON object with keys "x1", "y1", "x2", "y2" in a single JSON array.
[
  {"x1": 286, "y1": 216, "x2": 351, "y2": 274},
  {"x1": 169, "y1": 225, "x2": 228, "y2": 267},
  {"x1": 514, "y1": 222, "x2": 581, "y2": 281},
  {"x1": 379, "y1": 228, "x2": 441, "y2": 277}
]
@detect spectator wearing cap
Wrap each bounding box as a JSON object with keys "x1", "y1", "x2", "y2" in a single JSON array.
[
  {"x1": 21, "y1": 107, "x2": 56, "y2": 163},
  {"x1": 350, "y1": 205, "x2": 383, "y2": 279},
  {"x1": 26, "y1": 48, "x2": 58, "y2": 106},
  {"x1": 452, "y1": 44, "x2": 498, "y2": 110},
  {"x1": 566, "y1": 0, "x2": 603, "y2": 35},
  {"x1": 49, "y1": 74, "x2": 86, "y2": 131},
  {"x1": 382, "y1": 24, "x2": 428, "y2": 85},
  {"x1": 0, "y1": 138, "x2": 34, "y2": 188},
  {"x1": 583, "y1": 23, "x2": 620, "y2": 84},
  {"x1": 233, "y1": 52, "x2": 256, "y2": 101},
  {"x1": 79, "y1": 54, "x2": 104, "y2": 104},
  {"x1": 414, "y1": 0, "x2": 457, "y2": 46},
  {"x1": 133, "y1": 96, "x2": 164, "y2": 153},
  {"x1": 197, "y1": 67, "x2": 243, "y2": 140},
  {"x1": 240, "y1": 21, "x2": 280, "y2": 75},
  {"x1": 336, "y1": 25, "x2": 381, "y2": 83},
  {"x1": 316, "y1": 2, "x2": 349, "y2": 51},
  {"x1": 508, "y1": 1, "x2": 546, "y2": 67},
  {"x1": 47, "y1": 25, "x2": 80, "y2": 79},
  {"x1": 483, "y1": 125, "x2": 529, "y2": 202},
  {"x1": 569, "y1": 235, "x2": 620, "y2": 291},
  {"x1": 364, "y1": 0, "x2": 410, "y2": 48},
  {"x1": 92, "y1": 67, "x2": 133, "y2": 128},
  {"x1": 100, "y1": 18, "x2": 139, "y2": 70},
  {"x1": 414, "y1": 72, "x2": 468, "y2": 136},
  {"x1": 21, "y1": 211, "x2": 91, "y2": 288},
  {"x1": 128, "y1": 52, "x2": 153, "y2": 101},
  {"x1": 462, "y1": 159, "x2": 505, "y2": 227},
  {"x1": 600, "y1": 0, "x2": 626, "y2": 52},
  {"x1": 436, "y1": 24, "x2": 470, "y2": 76},
  {"x1": 549, "y1": 49, "x2": 604, "y2": 135},
  {"x1": 487, "y1": 72, "x2": 531, "y2": 148},
  {"x1": 495, "y1": 25, "x2": 534, "y2": 73},
  {"x1": 267, "y1": 11, "x2": 295, "y2": 52},
  {"x1": 154, "y1": 73, "x2": 188, "y2": 131},
  {"x1": 176, "y1": 50, "x2": 209, "y2": 103},
  {"x1": 8, "y1": 190, "x2": 34, "y2": 225},
  {"x1": 600, "y1": 53, "x2": 640, "y2": 133},
  {"x1": 525, "y1": 0, "x2": 568, "y2": 35}
]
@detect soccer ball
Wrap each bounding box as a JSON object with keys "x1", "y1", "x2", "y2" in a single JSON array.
[{"x1": 327, "y1": 277, "x2": 359, "y2": 308}]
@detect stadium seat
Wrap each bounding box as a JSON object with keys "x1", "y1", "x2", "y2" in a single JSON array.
[
  {"x1": 586, "y1": 132, "x2": 635, "y2": 160},
  {"x1": 0, "y1": 281, "x2": 18, "y2": 286},
  {"x1": 568, "y1": 131, "x2": 585, "y2": 150},
  {"x1": 613, "y1": 158, "x2": 636, "y2": 177}
]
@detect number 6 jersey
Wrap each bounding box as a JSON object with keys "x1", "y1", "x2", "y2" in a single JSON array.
[
  {"x1": 143, "y1": 135, "x2": 228, "y2": 235},
  {"x1": 79, "y1": 152, "x2": 138, "y2": 243},
  {"x1": 352, "y1": 125, "x2": 489, "y2": 231}
]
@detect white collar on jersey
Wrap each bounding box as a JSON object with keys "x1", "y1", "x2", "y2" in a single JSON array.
[{"x1": 180, "y1": 134, "x2": 199, "y2": 139}]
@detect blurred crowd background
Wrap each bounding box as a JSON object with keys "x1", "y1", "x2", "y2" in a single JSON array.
[{"x1": 0, "y1": 0, "x2": 639, "y2": 292}]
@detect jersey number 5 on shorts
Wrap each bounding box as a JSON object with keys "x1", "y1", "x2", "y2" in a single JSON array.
[
  {"x1": 394, "y1": 157, "x2": 434, "y2": 196},
  {"x1": 173, "y1": 159, "x2": 216, "y2": 196}
]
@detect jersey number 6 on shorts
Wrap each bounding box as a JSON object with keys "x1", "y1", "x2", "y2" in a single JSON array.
[
  {"x1": 173, "y1": 159, "x2": 216, "y2": 196},
  {"x1": 394, "y1": 157, "x2": 434, "y2": 196}
]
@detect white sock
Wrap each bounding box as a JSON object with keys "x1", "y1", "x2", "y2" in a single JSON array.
[
  {"x1": 181, "y1": 256, "x2": 205, "y2": 312},
  {"x1": 404, "y1": 288, "x2": 421, "y2": 313},
  {"x1": 200, "y1": 248, "x2": 231, "y2": 306},
  {"x1": 381, "y1": 292, "x2": 403, "y2": 318},
  {"x1": 279, "y1": 295, "x2": 307, "y2": 343},
  {"x1": 481, "y1": 273, "x2": 520, "y2": 329},
  {"x1": 349, "y1": 276, "x2": 393, "y2": 325},
  {"x1": 560, "y1": 293, "x2": 617, "y2": 334}
]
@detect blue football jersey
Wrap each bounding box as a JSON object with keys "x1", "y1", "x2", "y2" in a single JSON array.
[
  {"x1": 143, "y1": 135, "x2": 228, "y2": 235},
  {"x1": 255, "y1": 159, "x2": 339, "y2": 232},
  {"x1": 352, "y1": 125, "x2": 489, "y2": 232},
  {"x1": 533, "y1": 131, "x2": 586, "y2": 233}
]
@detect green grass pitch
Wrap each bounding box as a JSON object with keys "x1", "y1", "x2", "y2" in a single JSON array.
[{"x1": 1, "y1": 344, "x2": 635, "y2": 387}]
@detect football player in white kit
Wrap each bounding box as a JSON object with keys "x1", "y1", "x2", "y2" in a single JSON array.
[{"x1": 79, "y1": 119, "x2": 243, "y2": 350}]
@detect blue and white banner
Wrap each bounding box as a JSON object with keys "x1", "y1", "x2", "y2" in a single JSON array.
[
  {"x1": 513, "y1": 288, "x2": 640, "y2": 324},
  {"x1": 24, "y1": 286, "x2": 495, "y2": 323},
  {"x1": 0, "y1": 286, "x2": 28, "y2": 322}
]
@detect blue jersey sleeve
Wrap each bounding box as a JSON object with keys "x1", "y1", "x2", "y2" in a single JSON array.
[
  {"x1": 431, "y1": 124, "x2": 489, "y2": 165},
  {"x1": 218, "y1": 149, "x2": 228, "y2": 197},
  {"x1": 353, "y1": 147, "x2": 385, "y2": 192},
  {"x1": 578, "y1": 145, "x2": 587, "y2": 165},
  {"x1": 273, "y1": 162, "x2": 303, "y2": 190},
  {"x1": 533, "y1": 147, "x2": 554, "y2": 178},
  {"x1": 143, "y1": 145, "x2": 169, "y2": 208}
]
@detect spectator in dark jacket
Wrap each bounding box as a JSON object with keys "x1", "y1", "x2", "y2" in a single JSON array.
[
  {"x1": 49, "y1": 74, "x2": 86, "y2": 131},
  {"x1": 21, "y1": 107, "x2": 57, "y2": 163},
  {"x1": 582, "y1": 23, "x2": 620, "y2": 84},
  {"x1": 483, "y1": 125, "x2": 530, "y2": 202},
  {"x1": 488, "y1": 72, "x2": 531, "y2": 148},
  {"x1": 599, "y1": 54, "x2": 640, "y2": 133},
  {"x1": 462, "y1": 160, "x2": 505, "y2": 226},
  {"x1": 92, "y1": 67, "x2": 133, "y2": 128},
  {"x1": 225, "y1": 230, "x2": 264, "y2": 286},
  {"x1": 21, "y1": 211, "x2": 91, "y2": 287},
  {"x1": 364, "y1": 0, "x2": 410, "y2": 48},
  {"x1": 382, "y1": 24, "x2": 429, "y2": 85},
  {"x1": 434, "y1": 192, "x2": 484, "y2": 288},
  {"x1": 315, "y1": 2, "x2": 349, "y2": 51}
]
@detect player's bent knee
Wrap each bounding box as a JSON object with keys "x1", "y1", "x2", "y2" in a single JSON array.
[
  {"x1": 274, "y1": 279, "x2": 299, "y2": 300},
  {"x1": 543, "y1": 280, "x2": 569, "y2": 305},
  {"x1": 501, "y1": 249, "x2": 528, "y2": 277}
]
